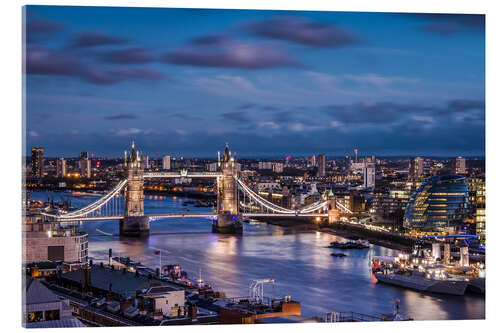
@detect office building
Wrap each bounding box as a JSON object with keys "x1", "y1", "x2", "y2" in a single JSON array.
[
  {"x1": 363, "y1": 160, "x2": 375, "y2": 189},
  {"x1": 142, "y1": 155, "x2": 149, "y2": 169},
  {"x1": 31, "y1": 147, "x2": 44, "y2": 178},
  {"x1": 467, "y1": 177, "x2": 485, "y2": 237},
  {"x1": 56, "y1": 158, "x2": 66, "y2": 178},
  {"x1": 162, "y1": 155, "x2": 171, "y2": 170},
  {"x1": 258, "y1": 161, "x2": 272, "y2": 170},
  {"x1": 404, "y1": 175, "x2": 468, "y2": 232},
  {"x1": 317, "y1": 154, "x2": 326, "y2": 177},
  {"x1": 79, "y1": 158, "x2": 91, "y2": 178},
  {"x1": 408, "y1": 157, "x2": 424, "y2": 180},
  {"x1": 272, "y1": 163, "x2": 284, "y2": 173},
  {"x1": 79, "y1": 151, "x2": 89, "y2": 159},
  {"x1": 451, "y1": 157, "x2": 466, "y2": 175}
]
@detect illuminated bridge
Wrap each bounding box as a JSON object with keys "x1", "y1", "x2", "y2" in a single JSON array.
[{"x1": 41, "y1": 142, "x2": 352, "y2": 236}]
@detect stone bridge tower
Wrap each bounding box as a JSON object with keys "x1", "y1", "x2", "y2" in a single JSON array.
[
  {"x1": 213, "y1": 143, "x2": 242, "y2": 234},
  {"x1": 120, "y1": 141, "x2": 149, "y2": 237}
]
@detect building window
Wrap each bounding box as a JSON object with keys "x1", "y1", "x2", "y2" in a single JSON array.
[
  {"x1": 45, "y1": 310, "x2": 60, "y2": 321},
  {"x1": 27, "y1": 311, "x2": 44, "y2": 322}
]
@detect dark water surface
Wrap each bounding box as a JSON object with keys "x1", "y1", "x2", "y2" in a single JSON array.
[{"x1": 31, "y1": 192, "x2": 485, "y2": 321}]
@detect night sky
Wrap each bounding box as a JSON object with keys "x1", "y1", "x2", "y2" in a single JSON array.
[{"x1": 24, "y1": 6, "x2": 485, "y2": 158}]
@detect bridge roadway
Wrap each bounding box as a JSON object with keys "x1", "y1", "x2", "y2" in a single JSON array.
[
  {"x1": 143, "y1": 171, "x2": 222, "y2": 178},
  {"x1": 55, "y1": 212, "x2": 328, "y2": 222}
]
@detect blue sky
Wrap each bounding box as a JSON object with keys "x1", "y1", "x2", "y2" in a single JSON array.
[{"x1": 24, "y1": 6, "x2": 485, "y2": 158}]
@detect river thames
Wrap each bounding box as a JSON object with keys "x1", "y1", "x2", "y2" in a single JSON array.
[{"x1": 32, "y1": 191, "x2": 485, "y2": 321}]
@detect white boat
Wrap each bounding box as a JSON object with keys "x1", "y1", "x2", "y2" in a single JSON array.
[{"x1": 375, "y1": 269, "x2": 468, "y2": 296}]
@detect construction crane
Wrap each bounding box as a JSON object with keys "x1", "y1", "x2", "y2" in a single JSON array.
[{"x1": 249, "y1": 278, "x2": 275, "y2": 303}]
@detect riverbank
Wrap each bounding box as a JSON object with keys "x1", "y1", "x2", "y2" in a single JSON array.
[{"x1": 253, "y1": 218, "x2": 412, "y2": 252}]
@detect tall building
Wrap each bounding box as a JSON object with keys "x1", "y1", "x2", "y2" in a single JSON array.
[
  {"x1": 56, "y1": 158, "x2": 66, "y2": 178},
  {"x1": 162, "y1": 155, "x2": 171, "y2": 170},
  {"x1": 310, "y1": 154, "x2": 316, "y2": 167},
  {"x1": 404, "y1": 175, "x2": 468, "y2": 232},
  {"x1": 142, "y1": 155, "x2": 149, "y2": 169},
  {"x1": 363, "y1": 160, "x2": 375, "y2": 189},
  {"x1": 408, "y1": 157, "x2": 424, "y2": 180},
  {"x1": 79, "y1": 151, "x2": 89, "y2": 159},
  {"x1": 258, "y1": 161, "x2": 272, "y2": 170},
  {"x1": 31, "y1": 147, "x2": 44, "y2": 178},
  {"x1": 467, "y1": 177, "x2": 485, "y2": 238},
  {"x1": 79, "y1": 158, "x2": 91, "y2": 178},
  {"x1": 317, "y1": 154, "x2": 326, "y2": 177},
  {"x1": 354, "y1": 148, "x2": 358, "y2": 162},
  {"x1": 451, "y1": 157, "x2": 466, "y2": 175},
  {"x1": 272, "y1": 163, "x2": 284, "y2": 173}
]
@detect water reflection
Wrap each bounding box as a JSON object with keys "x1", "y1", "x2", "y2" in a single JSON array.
[{"x1": 30, "y1": 192, "x2": 485, "y2": 320}]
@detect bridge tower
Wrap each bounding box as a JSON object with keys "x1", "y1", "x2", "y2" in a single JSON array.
[
  {"x1": 120, "y1": 141, "x2": 150, "y2": 237},
  {"x1": 326, "y1": 191, "x2": 340, "y2": 224},
  {"x1": 213, "y1": 143, "x2": 243, "y2": 234}
]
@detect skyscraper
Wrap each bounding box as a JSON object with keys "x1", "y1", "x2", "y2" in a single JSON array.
[
  {"x1": 31, "y1": 147, "x2": 44, "y2": 178},
  {"x1": 317, "y1": 154, "x2": 326, "y2": 177},
  {"x1": 452, "y1": 157, "x2": 466, "y2": 175},
  {"x1": 56, "y1": 158, "x2": 66, "y2": 178},
  {"x1": 354, "y1": 148, "x2": 358, "y2": 163},
  {"x1": 310, "y1": 154, "x2": 316, "y2": 167},
  {"x1": 79, "y1": 151, "x2": 89, "y2": 159},
  {"x1": 408, "y1": 157, "x2": 424, "y2": 180},
  {"x1": 162, "y1": 155, "x2": 171, "y2": 170},
  {"x1": 79, "y1": 158, "x2": 91, "y2": 178},
  {"x1": 363, "y1": 160, "x2": 375, "y2": 189}
]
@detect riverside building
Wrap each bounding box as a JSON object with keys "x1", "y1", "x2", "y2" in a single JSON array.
[{"x1": 403, "y1": 175, "x2": 468, "y2": 233}]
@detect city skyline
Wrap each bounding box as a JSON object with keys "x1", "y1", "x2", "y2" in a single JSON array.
[{"x1": 25, "y1": 6, "x2": 485, "y2": 157}]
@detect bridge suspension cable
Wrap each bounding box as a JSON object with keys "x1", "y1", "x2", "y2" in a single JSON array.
[
  {"x1": 41, "y1": 179, "x2": 128, "y2": 219},
  {"x1": 235, "y1": 177, "x2": 330, "y2": 215}
]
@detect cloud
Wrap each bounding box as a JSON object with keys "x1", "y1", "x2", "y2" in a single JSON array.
[
  {"x1": 70, "y1": 30, "x2": 127, "y2": 48},
  {"x1": 236, "y1": 103, "x2": 255, "y2": 110},
  {"x1": 25, "y1": 45, "x2": 163, "y2": 85},
  {"x1": 26, "y1": 18, "x2": 62, "y2": 42},
  {"x1": 258, "y1": 121, "x2": 280, "y2": 129},
  {"x1": 246, "y1": 16, "x2": 359, "y2": 48},
  {"x1": 28, "y1": 130, "x2": 39, "y2": 137},
  {"x1": 26, "y1": 45, "x2": 80, "y2": 76},
  {"x1": 220, "y1": 111, "x2": 251, "y2": 122},
  {"x1": 104, "y1": 113, "x2": 138, "y2": 120},
  {"x1": 111, "y1": 128, "x2": 143, "y2": 136},
  {"x1": 413, "y1": 14, "x2": 485, "y2": 36},
  {"x1": 164, "y1": 35, "x2": 298, "y2": 69},
  {"x1": 322, "y1": 99, "x2": 485, "y2": 128},
  {"x1": 100, "y1": 47, "x2": 153, "y2": 64}
]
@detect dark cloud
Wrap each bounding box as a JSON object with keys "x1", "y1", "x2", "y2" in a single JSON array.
[
  {"x1": 100, "y1": 47, "x2": 153, "y2": 64},
  {"x1": 26, "y1": 18, "x2": 62, "y2": 42},
  {"x1": 169, "y1": 113, "x2": 204, "y2": 121},
  {"x1": 70, "y1": 30, "x2": 127, "y2": 48},
  {"x1": 25, "y1": 45, "x2": 163, "y2": 85},
  {"x1": 164, "y1": 35, "x2": 298, "y2": 69},
  {"x1": 83, "y1": 67, "x2": 163, "y2": 85},
  {"x1": 412, "y1": 14, "x2": 485, "y2": 36},
  {"x1": 246, "y1": 16, "x2": 359, "y2": 48},
  {"x1": 322, "y1": 99, "x2": 485, "y2": 127},
  {"x1": 220, "y1": 111, "x2": 251, "y2": 122},
  {"x1": 237, "y1": 103, "x2": 255, "y2": 110},
  {"x1": 262, "y1": 105, "x2": 280, "y2": 111},
  {"x1": 323, "y1": 102, "x2": 415, "y2": 125},
  {"x1": 104, "y1": 113, "x2": 138, "y2": 120},
  {"x1": 25, "y1": 45, "x2": 80, "y2": 76}
]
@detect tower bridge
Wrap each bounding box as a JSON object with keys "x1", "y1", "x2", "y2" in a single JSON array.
[{"x1": 42, "y1": 142, "x2": 353, "y2": 236}]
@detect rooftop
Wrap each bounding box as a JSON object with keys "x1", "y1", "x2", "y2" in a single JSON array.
[{"x1": 61, "y1": 264, "x2": 179, "y2": 296}]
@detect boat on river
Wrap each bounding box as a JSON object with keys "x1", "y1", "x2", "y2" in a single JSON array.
[{"x1": 329, "y1": 239, "x2": 370, "y2": 249}]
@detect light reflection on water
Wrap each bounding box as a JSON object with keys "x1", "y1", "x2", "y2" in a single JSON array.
[{"x1": 31, "y1": 192, "x2": 485, "y2": 320}]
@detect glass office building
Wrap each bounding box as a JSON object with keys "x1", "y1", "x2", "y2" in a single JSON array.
[{"x1": 404, "y1": 175, "x2": 468, "y2": 231}]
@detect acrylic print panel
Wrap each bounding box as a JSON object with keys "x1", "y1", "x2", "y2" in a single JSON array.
[{"x1": 22, "y1": 4, "x2": 485, "y2": 328}]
